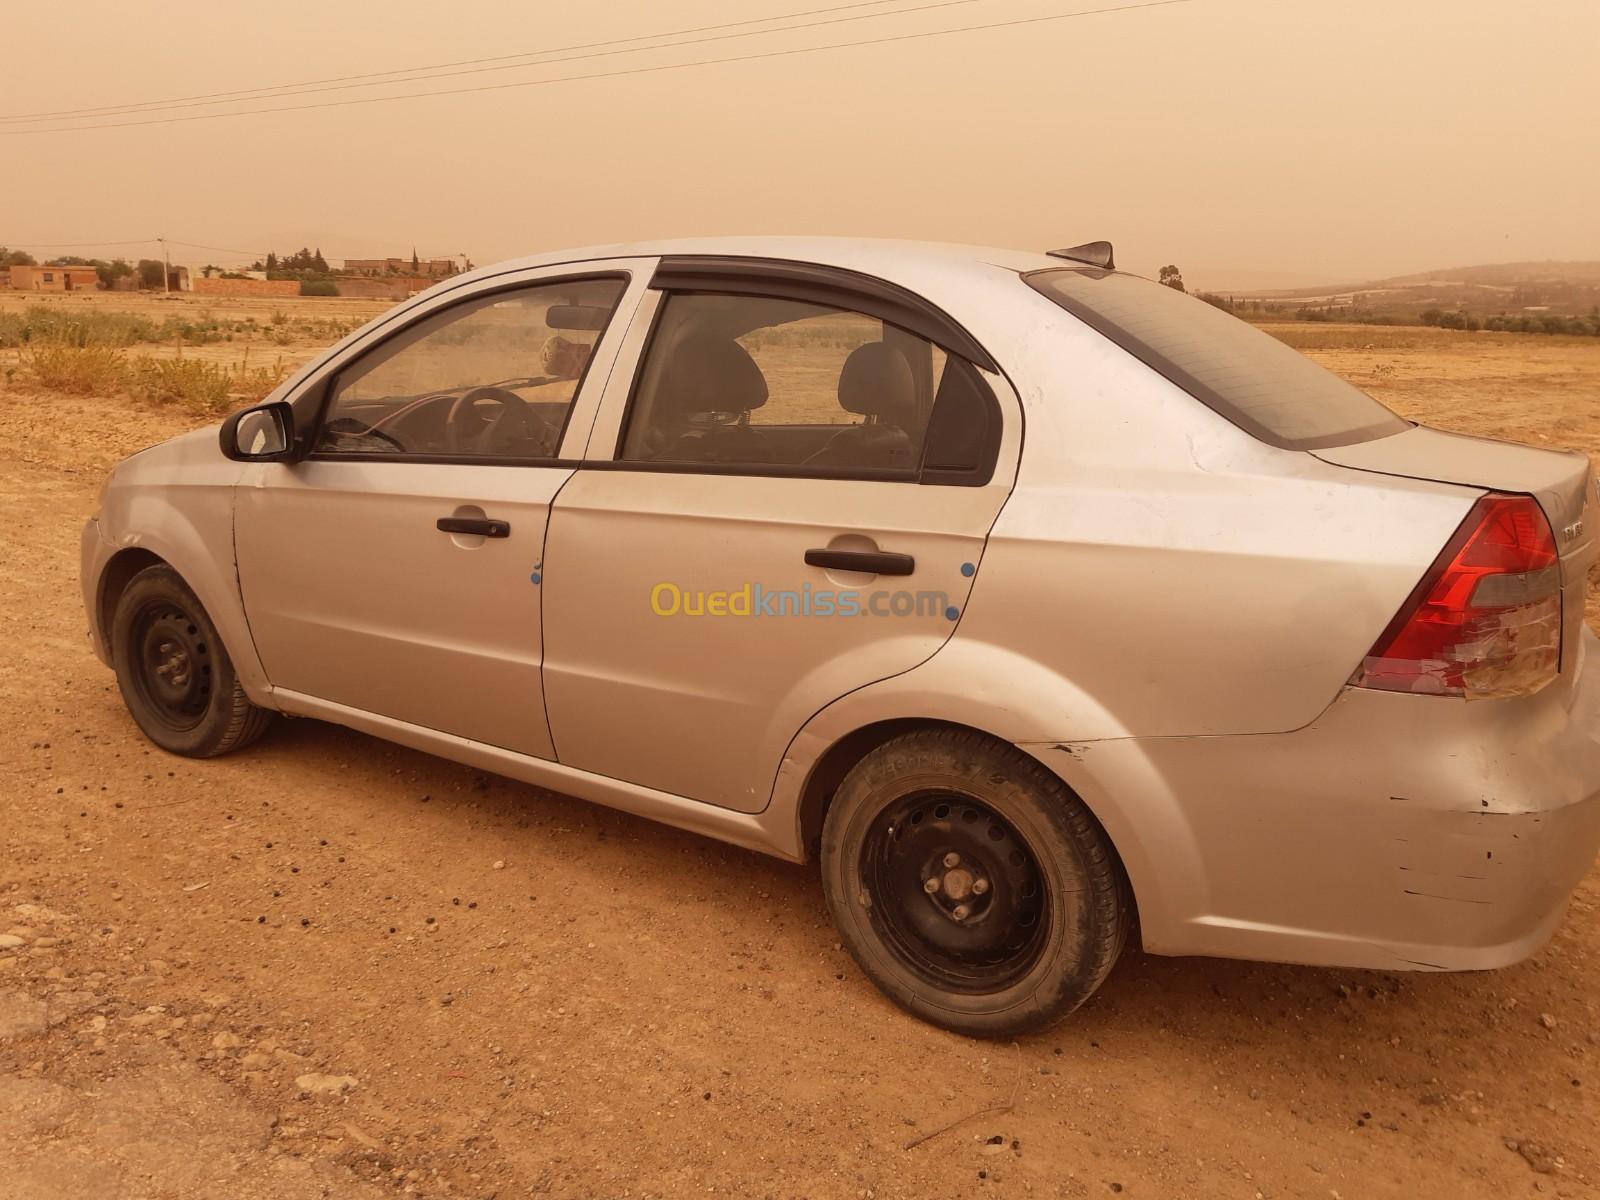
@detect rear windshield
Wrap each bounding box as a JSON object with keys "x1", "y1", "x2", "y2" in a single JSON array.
[{"x1": 1025, "y1": 268, "x2": 1409, "y2": 450}]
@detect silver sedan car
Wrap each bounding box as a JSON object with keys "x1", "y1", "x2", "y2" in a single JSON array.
[{"x1": 81, "y1": 237, "x2": 1600, "y2": 1036}]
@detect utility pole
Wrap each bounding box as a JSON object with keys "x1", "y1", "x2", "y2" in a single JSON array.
[{"x1": 157, "y1": 237, "x2": 171, "y2": 296}]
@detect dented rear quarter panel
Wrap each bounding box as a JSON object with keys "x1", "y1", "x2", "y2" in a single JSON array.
[{"x1": 1025, "y1": 628, "x2": 1600, "y2": 968}]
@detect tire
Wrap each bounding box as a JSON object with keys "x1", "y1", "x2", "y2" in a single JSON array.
[
  {"x1": 110, "y1": 564, "x2": 273, "y2": 757},
  {"x1": 821, "y1": 728, "x2": 1130, "y2": 1037}
]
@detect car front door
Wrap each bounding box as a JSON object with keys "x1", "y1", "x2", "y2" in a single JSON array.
[
  {"x1": 541, "y1": 265, "x2": 1020, "y2": 811},
  {"x1": 234, "y1": 266, "x2": 645, "y2": 757}
]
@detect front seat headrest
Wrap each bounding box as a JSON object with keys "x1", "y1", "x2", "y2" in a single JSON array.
[
  {"x1": 540, "y1": 335, "x2": 592, "y2": 380},
  {"x1": 654, "y1": 335, "x2": 768, "y2": 421},
  {"x1": 838, "y1": 342, "x2": 915, "y2": 423}
]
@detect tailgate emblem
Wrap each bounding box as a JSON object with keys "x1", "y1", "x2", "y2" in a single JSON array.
[{"x1": 1565, "y1": 517, "x2": 1585, "y2": 542}]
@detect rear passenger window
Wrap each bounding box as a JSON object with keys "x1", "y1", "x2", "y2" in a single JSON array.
[{"x1": 618, "y1": 291, "x2": 992, "y2": 480}]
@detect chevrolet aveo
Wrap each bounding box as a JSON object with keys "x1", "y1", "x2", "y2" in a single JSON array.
[{"x1": 82, "y1": 237, "x2": 1600, "y2": 1036}]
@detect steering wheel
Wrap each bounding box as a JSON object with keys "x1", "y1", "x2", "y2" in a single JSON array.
[
  {"x1": 444, "y1": 386, "x2": 553, "y2": 455},
  {"x1": 321, "y1": 416, "x2": 406, "y2": 453}
]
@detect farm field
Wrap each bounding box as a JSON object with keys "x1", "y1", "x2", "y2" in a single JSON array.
[{"x1": 1, "y1": 296, "x2": 1598, "y2": 1199}]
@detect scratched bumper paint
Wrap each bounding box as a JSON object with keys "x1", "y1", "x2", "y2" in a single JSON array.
[{"x1": 1024, "y1": 627, "x2": 1600, "y2": 971}]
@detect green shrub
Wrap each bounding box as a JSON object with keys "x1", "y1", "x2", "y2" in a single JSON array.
[
  {"x1": 126, "y1": 354, "x2": 289, "y2": 414},
  {"x1": 0, "y1": 305, "x2": 158, "y2": 348},
  {"x1": 299, "y1": 279, "x2": 338, "y2": 297},
  {"x1": 23, "y1": 342, "x2": 128, "y2": 393}
]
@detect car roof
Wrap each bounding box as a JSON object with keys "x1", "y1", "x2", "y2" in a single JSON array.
[{"x1": 458, "y1": 236, "x2": 1066, "y2": 289}]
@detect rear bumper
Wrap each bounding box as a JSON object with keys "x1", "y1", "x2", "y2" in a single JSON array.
[{"x1": 1025, "y1": 627, "x2": 1600, "y2": 971}]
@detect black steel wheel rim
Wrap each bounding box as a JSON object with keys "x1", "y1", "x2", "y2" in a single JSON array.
[
  {"x1": 127, "y1": 600, "x2": 213, "y2": 732},
  {"x1": 861, "y1": 790, "x2": 1049, "y2": 993}
]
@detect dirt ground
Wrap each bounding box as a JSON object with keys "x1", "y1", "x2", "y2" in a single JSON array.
[{"x1": 1, "y1": 309, "x2": 1598, "y2": 1200}]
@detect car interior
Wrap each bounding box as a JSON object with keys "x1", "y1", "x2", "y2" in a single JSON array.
[
  {"x1": 620, "y1": 293, "x2": 946, "y2": 471},
  {"x1": 310, "y1": 282, "x2": 989, "y2": 473},
  {"x1": 318, "y1": 373, "x2": 580, "y2": 458},
  {"x1": 313, "y1": 286, "x2": 621, "y2": 460}
]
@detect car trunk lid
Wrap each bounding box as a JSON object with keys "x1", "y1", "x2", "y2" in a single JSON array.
[{"x1": 1313, "y1": 425, "x2": 1595, "y2": 558}]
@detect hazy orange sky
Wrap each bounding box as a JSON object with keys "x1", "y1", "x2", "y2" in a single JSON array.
[{"x1": 5, "y1": 0, "x2": 1596, "y2": 289}]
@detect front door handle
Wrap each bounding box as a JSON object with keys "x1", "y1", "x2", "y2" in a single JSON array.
[
  {"x1": 437, "y1": 516, "x2": 510, "y2": 538},
  {"x1": 804, "y1": 548, "x2": 915, "y2": 576}
]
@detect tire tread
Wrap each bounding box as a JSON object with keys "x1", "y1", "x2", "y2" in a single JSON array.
[{"x1": 821, "y1": 726, "x2": 1132, "y2": 1036}]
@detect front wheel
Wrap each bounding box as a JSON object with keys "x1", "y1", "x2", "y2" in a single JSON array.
[
  {"x1": 821, "y1": 729, "x2": 1131, "y2": 1037},
  {"x1": 110, "y1": 564, "x2": 273, "y2": 757}
]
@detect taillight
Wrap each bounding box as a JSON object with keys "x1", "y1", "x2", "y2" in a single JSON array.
[{"x1": 1353, "y1": 493, "x2": 1561, "y2": 699}]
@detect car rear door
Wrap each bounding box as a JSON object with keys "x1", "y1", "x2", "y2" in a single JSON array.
[
  {"x1": 233, "y1": 264, "x2": 647, "y2": 757},
  {"x1": 540, "y1": 259, "x2": 1020, "y2": 812}
]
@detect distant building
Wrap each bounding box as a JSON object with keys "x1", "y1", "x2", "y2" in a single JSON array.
[
  {"x1": 335, "y1": 276, "x2": 437, "y2": 299},
  {"x1": 6, "y1": 264, "x2": 102, "y2": 292},
  {"x1": 191, "y1": 277, "x2": 300, "y2": 297},
  {"x1": 343, "y1": 256, "x2": 456, "y2": 277}
]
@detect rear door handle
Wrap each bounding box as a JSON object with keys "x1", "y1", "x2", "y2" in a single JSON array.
[
  {"x1": 437, "y1": 516, "x2": 510, "y2": 538},
  {"x1": 804, "y1": 548, "x2": 915, "y2": 576}
]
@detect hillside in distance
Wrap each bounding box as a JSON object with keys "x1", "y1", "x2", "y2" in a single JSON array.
[{"x1": 1226, "y1": 260, "x2": 1600, "y2": 319}]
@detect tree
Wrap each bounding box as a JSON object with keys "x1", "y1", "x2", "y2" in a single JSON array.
[
  {"x1": 266, "y1": 252, "x2": 278, "y2": 271},
  {"x1": 1157, "y1": 265, "x2": 1185, "y2": 292},
  {"x1": 95, "y1": 258, "x2": 134, "y2": 289},
  {"x1": 136, "y1": 259, "x2": 166, "y2": 289},
  {"x1": 411, "y1": 247, "x2": 420, "y2": 273},
  {"x1": 313, "y1": 247, "x2": 328, "y2": 273},
  {"x1": 1419, "y1": 308, "x2": 1443, "y2": 326},
  {"x1": 1, "y1": 246, "x2": 39, "y2": 268}
]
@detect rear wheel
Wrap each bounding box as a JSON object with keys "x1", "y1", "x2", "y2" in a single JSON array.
[
  {"x1": 821, "y1": 729, "x2": 1130, "y2": 1037},
  {"x1": 110, "y1": 565, "x2": 273, "y2": 757}
]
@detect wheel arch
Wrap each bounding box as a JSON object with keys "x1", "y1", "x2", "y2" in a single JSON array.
[
  {"x1": 768, "y1": 642, "x2": 1209, "y2": 950},
  {"x1": 96, "y1": 547, "x2": 168, "y2": 658},
  {"x1": 791, "y1": 715, "x2": 1142, "y2": 935},
  {"x1": 89, "y1": 527, "x2": 271, "y2": 702}
]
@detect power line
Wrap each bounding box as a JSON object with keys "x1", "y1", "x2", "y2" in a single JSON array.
[
  {"x1": 3, "y1": 0, "x2": 982, "y2": 126},
  {"x1": 163, "y1": 238, "x2": 274, "y2": 257},
  {"x1": 4, "y1": 0, "x2": 1193, "y2": 136},
  {"x1": 0, "y1": 0, "x2": 950, "y2": 124},
  {"x1": 8, "y1": 237, "x2": 274, "y2": 262},
  {"x1": 1, "y1": 238, "x2": 156, "y2": 249}
]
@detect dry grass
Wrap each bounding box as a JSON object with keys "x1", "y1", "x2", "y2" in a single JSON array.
[
  {"x1": 0, "y1": 292, "x2": 362, "y2": 414},
  {"x1": 20, "y1": 342, "x2": 128, "y2": 394},
  {"x1": 126, "y1": 352, "x2": 290, "y2": 413},
  {"x1": 18, "y1": 340, "x2": 288, "y2": 414},
  {"x1": 0, "y1": 291, "x2": 390, "y2": 376},
  {"x1": 1271, "y1": 322, "x2": 1600, "y2": 468}
]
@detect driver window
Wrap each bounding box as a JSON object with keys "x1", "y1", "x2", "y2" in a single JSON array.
[{"x1": 315, "y1": 276, "x2": 626, "y2": 459}]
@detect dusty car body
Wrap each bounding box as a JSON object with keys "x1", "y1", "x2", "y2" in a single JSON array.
[{"x1": 82, "y1": 237, "x2": 1600, "y2": 1034}]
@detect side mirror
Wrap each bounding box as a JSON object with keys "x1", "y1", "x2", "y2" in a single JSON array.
[{"x1": 220, "y1": 400, "x2": 297, "y2": 462}]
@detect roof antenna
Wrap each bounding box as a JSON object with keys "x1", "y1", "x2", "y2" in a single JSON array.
[{"x1": 1046, "y1": 240, "x2": 1114, "y2": 269}]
